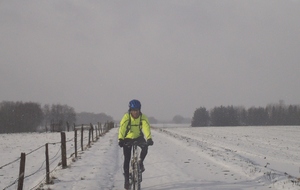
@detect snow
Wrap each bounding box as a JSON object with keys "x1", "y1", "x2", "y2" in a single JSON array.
[{"x1": 1, "y1": 125, "x2": 300, "y2": 190}]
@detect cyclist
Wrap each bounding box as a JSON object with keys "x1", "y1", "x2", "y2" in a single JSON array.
[{"x1": 118, "y1": 99, "x2": 154, "y2": 189}]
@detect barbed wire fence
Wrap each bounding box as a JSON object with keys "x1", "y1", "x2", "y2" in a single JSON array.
[{"x1": 1, "y1": 121, "x2": 115, "y2": 190}]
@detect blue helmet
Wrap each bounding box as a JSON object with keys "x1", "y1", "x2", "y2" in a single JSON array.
[{"x1": 129, "y1": 99, "x2": 141, "y2": 110}]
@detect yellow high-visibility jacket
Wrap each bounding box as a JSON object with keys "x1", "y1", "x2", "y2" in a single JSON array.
[{"x1": 118, "y1": 113, "x2": 152, "y2": 140}]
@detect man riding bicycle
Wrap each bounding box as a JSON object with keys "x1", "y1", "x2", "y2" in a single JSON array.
[{"x1": 118, "y1": 99, "x2": 154, "y2": 189}]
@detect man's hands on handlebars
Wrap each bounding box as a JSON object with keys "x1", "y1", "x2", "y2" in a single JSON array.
[
  {"x1": 118, "y1": 138, "x2": 154, "y2": 147},
  {"x1": 147, "y1": 138, "x2": 154, "y2": 146}
]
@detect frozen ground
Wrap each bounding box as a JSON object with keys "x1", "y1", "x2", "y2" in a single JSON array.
[{"x1": 1, "y1": 125, "x2": 300, "y2": 190}]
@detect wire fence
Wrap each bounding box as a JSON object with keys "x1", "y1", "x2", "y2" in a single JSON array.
[{"x1": 0, "y1": 121, "x2": 115, "y2": 190}]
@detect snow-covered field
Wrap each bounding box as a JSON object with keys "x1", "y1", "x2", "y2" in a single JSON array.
[
  {"x1": 1, "y1": 125, "x2": 300, "y2": 190},
  {"x1": 0, "y1": 130, "x2": 89, "y2": 190}
]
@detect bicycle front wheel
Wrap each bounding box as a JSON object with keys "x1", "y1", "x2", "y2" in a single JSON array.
[{"x1": 132, "y1": 161, "x2": 141, "y2": 190}]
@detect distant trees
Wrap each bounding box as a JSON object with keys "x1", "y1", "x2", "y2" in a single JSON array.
[
  {"x1": 43, "y1": 104, "x2": 76, "y2": 132},
  {"x1": 0, "y1": 101, "x2": 44, "y2": 133},
  {"x1": 191, "y1": 107, "x2": 209, "y2": 126},
  {"x1": 247, "y1": 107, "x2": 268, "y2": 125},
  {"x1": 210, "y1": 106, "x2": 239, "y2": 126},
  {"x1": 286, "y1": 105, "x2": 300, "y2": 125},
  {"x1": 76, "y1": 112, "x2": 113, "y2": 125},
  {"x1": 0, "y1": 101, "x2": 77, "y2": 133},
  {"x1": 192, "y1": 102, "x2": 300, "y2": 127},
  {"x1": 0, "y1": 101, "x2": 117, "y2": 133}
]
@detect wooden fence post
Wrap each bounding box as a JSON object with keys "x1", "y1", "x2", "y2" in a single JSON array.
[
  {"x1": 74, "y1": 129, "x2": 77, "y2": 158},
  {"x1": 81, "y1": 125, "x2": 84, "y2": 151},
  {"x1": 17, "y1": 152, "x2": 26, "y2": 190},
  {"x1": 61, "y1": 132, "x2": 67, "y2": 168},
  {"x1": 88, "y1": 126, "x2": 91, "y2": 147},
  {"x1": 45, "y1": 143, "x2": 50, "y2": 184},
  {"x1": 98, "y1": 122, "x2": 101, "y2": 136},
  {"x1": 90, "y1": 123, "x2": 94, "y2": 142},
  {"x1": 95, "y1": 123, "x2": 98, "y2": 139},
  {"x1": 103, "y1": 123, "x2": 106, "y2": 134}
]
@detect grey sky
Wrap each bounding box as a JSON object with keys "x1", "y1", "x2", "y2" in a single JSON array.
[{"x1": 1, "y1": 0, "x2": 300, "y2": 121}]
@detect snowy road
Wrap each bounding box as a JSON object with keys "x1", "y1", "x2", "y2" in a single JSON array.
[
  {"x1": 115, "y1": 130, "x2": 267, "y2": 190},
  {"x1": 45, "y1": 126, "x2": 300, "y2": 190},
  {"x1": 113, "y1": 129, "x2": 265, "y2": 190}
]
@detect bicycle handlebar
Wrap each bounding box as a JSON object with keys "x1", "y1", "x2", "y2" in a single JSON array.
[{"x1": 124, "y1": 141, "x2": 148, "y2": 147}]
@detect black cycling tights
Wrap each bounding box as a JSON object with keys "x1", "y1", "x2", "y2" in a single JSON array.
[{"x1": 123, "y1": 137, "x2": 148, "y2": 178}]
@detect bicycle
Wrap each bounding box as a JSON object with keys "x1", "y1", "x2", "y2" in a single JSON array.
[{"x1": 124, "y1": 141, "x2": 148, "y2": 190}]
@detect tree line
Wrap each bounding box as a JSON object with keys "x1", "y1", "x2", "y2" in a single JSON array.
[
  {"x1": 0, "y1": 101, "x2": 77, "y2": 133},
  {"x1": 192, "y1": 103, "x2": 300, "y2": 127},
  {"x1": 76, "y1": 112, "x2": 113, "y2": 125},
  {"x1": 0, "y1": 101, "x2": 113, "y2": 133},
  {"x1": 0, "y1": 101, "x2": 43, "y2": 133}
]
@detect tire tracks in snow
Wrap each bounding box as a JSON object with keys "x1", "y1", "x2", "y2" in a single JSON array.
[{"x1": 153, "y1": 127, "x2": 300, "y2": 189}]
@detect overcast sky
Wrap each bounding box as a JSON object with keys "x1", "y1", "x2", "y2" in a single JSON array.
[{"x1": 1, "y1": 0, "x2": 300, "y2": 121}]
